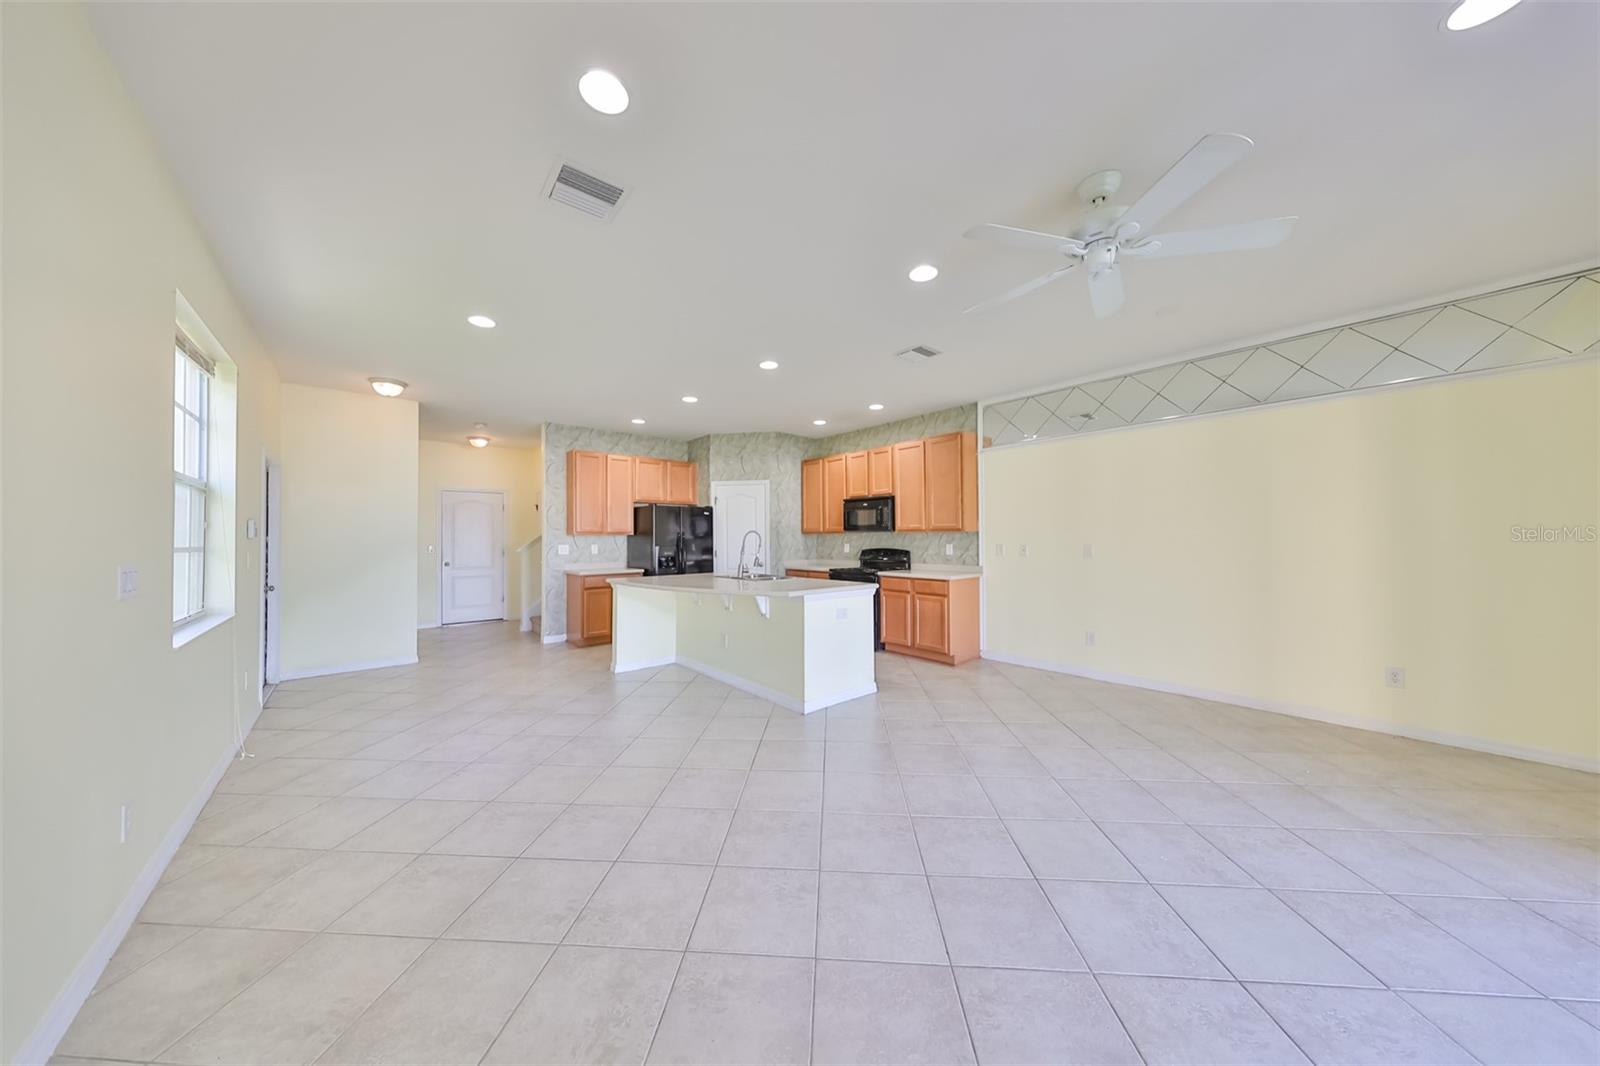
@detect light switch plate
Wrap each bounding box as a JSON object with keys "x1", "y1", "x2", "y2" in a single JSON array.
[
  {"x1": 117, "y1": 567, "x2": 139, "y2": 600},
  {"x1": 944, "y1": 543, "x2": 954, "y2": 556},
  {"x1": 245, "y1": 518, "x2": 258, "y2": 540},
  {"x1": 557, "y1": 544, "x2": 571, "y2": 556},
  {"x1": 589, "y1": 544, "x2": 600, "y2": 555}
]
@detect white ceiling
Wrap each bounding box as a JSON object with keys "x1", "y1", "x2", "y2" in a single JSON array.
[{"x1": 90, "y1": 2, "x2": 1598, "y2": 446}]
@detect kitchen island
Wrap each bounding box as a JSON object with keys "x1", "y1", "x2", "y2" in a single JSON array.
[{"x1": 608, "y1": 574, "x2": 878, "y2": 713}]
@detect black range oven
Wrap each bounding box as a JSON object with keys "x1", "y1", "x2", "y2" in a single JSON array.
[
  {"x1": 828, "y1": 548, "x2": 912, "y2": 651},
  {"x1": 843, "y1": 495, "x2": 895, "y2": 533}
]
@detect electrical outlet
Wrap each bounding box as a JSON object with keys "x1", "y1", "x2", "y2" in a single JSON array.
[
  {"x1": 722, "y1": 632, "x2": 729, "y2": 649},
  {"x1": 1085, "y1": 631, "x2": 1096, "y2": 647},
  {"x1": 1083, "y1": 543, "x2": 1094, "y2": 559},
  {"x1": 835, "y1": 606, "x2": 848, "y2": 620},
  {"x1": 119, "y1": 804, "x2": 131, "y2": 844},
  {"x1": 242, "y1": 670, "x2": 251, "y2": 692},
  {"x1": 1385, "y1": 666, "x2": 1406, "y2": 689},
  {"x1": 557, "y1": 543, "x2": 571, "y2": 556},
  {"x1": 1018, "y1": 544, "x2": 1028, "y2": 558},
  {"x1": 116, "y1": 567, "x2": 139, "y2": 600},
  {"x1": 843, "y1": 542, "x2": 851, "y2": 554},
  {"x1": 944, "y1": 543, "x2": 954, "y2": 557},
  {"x1": 994, "y1": 543, "x2": 1005, "y2": 557},
  {"x1": 589, "y1": 543, "x2": 600, "y2": 556}
]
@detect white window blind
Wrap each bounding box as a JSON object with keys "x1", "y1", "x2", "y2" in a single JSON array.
[{"x1": 173, "y1": 334, "x2": 213, "y2": 625}]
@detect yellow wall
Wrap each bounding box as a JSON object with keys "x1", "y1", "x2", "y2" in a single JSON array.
[
  {"x1": 0, "y1": 4, "x2": 283, "y2": 1058},
  {"x1": 982, "y1": 361, "x2": 1599, "y2": 768},
  {"x1": 417, "y1": 439, "x2": 543, "y2": 627},
  {"x1": 278, "y1": 385, "x2": 418, "y2": 678}
]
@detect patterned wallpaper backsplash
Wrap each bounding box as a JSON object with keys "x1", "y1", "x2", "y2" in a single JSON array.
[
  {"x1": 540, "y1": 405, "x2": 981, "y2": 632},
  {"x1": 541, "y1": 423, "x2": 689, "y2": 634}
]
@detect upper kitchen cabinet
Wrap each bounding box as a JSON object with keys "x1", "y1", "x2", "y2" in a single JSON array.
[
  {"x1": 605, "y1": 453, "x2": 635, "y2": 534},
  {"x1": 633, "y1": 457, "x2": 667, "y2": 503},
  {"x1": 868, "y1": 446, "x2": 894, "y2": 495},
  {"x1": 667, "y1": 460, "x2": 696, "y2": 504},
  {"x1": 845, "y1": 451, "x2": 869, "y2": 498},
  {"x1": 567, "y1": 450, "x2": 610, "y2": 534},
  {"x1": 822, "y1": 453, "x2": 847, "y2": 533},
  {"x1": 801, "y1": 458, "x2": 824, "y2": 533},
  {"x1": 925, "y1": 431, "x2": 978, "y2": 531},
  {"x1": 892, "y1": 439, "x2": 927, "y2": 530}
]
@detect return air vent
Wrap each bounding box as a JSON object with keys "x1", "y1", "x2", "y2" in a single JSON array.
[
  {"x1": 545, "y1": 161, "x2": 628, "y2": 221},
  {"x1": 895, "y1": 344, "x2": 941, "y2": 365}
]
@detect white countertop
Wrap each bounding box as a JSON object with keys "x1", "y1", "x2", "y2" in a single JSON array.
[
  {"x1": 783, "y1": 560, "x2": 982, "y2": 581},
  {"x1": 783, "y1": 560, "x2": 855, "y2": 572},
  {"x1": 609, "y1": 573, "x2": 876, "y2": 598},
  {"x1": 560, "y1": 565, "x2": 645, "y2": 576}
]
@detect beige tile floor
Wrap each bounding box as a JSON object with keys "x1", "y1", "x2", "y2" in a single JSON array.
[{"x1": 57, "y1": 622, "x2": 1600, "y2": 1065}]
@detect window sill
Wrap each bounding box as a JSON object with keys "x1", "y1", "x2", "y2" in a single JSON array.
[{"x1": 173, "y1": 610, "x2": 234, "y2": 649}]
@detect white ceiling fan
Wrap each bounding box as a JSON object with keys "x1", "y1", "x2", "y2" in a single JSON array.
[{"x1": 963, "y1": 133, "x2": 1297, "y2": 318}]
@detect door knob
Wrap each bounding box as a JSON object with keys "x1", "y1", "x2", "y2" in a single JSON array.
[{"x1": 443, "y1": 561, "x2": 451, "y2": 567}]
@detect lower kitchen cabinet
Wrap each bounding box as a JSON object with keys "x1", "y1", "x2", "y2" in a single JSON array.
[
  {"x1": 566, "y1": 572, "x2": 626, "y2": 647},
  {"x1": 785, "y1": 568, "x2": 830, "y2": 579},
  {"x1": 879, "y1": 576, "x2": 979, "y2": 665}
]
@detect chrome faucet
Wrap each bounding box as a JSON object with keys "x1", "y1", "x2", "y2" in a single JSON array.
[{"x1": 736, "y1": 530, "x2": 764, "y2": 578}]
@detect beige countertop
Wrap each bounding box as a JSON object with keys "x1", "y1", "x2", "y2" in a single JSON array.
[
  {"x1": 782, "y1": 561, "x2": 983, "y2": 581},
  {"x1": 560, "y1": 565, "x2": 645, "y2": 576},
  {"x1": 608, "y1": 573, "x2": 876, "y2": 599}
]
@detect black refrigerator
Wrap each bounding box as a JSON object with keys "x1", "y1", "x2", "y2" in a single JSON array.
[{"x1": 627, "y1": 504, "x2": 714, "y2": 575}]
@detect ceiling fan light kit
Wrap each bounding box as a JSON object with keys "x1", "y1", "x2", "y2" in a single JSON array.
[{"x1": 963, "y1": 132, "x2": 1298, "y2": 318}]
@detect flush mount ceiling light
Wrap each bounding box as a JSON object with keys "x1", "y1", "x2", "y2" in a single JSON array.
[
  {"x1": 631, "y1": 418, "x2": 646, "y2": 425},
  {"x1": 579, "y1": 69, "x2": 629, "y2": 114},
  {"x1": 758, "y1": 359, "x2": 780, "y2": 371},
  {"x1": 812, "y1": 419, "x2": 828, "y2": 426},
  {"x1": 1445, "y1": 0, "x2": 1523, "y2": 29},
  {"x1": 868, "y1": 403, "x2": 885, "y2": 411},
  {"x1": 908, "y1": 264, "x2": 939, "y2": 283},
  {"x1": 467, "y1": 314, "x2": 496, "y2": 329},
  {"x1": 467, "y1": 423, "x2": 491, "y2": 447},
  {"x1": 368, "y1": 377, "x2": 407, "y2": 397},
  {"x1": 681, "y1": 395, "x2": 699, "y2": 404}
]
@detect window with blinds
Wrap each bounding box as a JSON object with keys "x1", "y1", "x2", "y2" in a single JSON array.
[{"x1": 173, "y1": 333, "x2": 214, "y2": 625}]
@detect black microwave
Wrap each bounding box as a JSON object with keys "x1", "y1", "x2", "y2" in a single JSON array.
[{"x1": 843, "y1": 495, "x2": 895, "y2": 532}]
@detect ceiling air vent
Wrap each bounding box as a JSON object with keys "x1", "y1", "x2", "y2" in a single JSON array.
[
  {"x1": 895, "y1": 344, "x2": 941, "y2": 365},
  {"x1": 545, "y1": 161, "x2": 627, "y2": 221}
]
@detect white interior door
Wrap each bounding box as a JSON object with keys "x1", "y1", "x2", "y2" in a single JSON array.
[
  {"x1": 712, "y1": 480, "x2": 770, "y2": 576},
  {"x1": 441, "y1": 489, "x2": 505, "y2": 624}
]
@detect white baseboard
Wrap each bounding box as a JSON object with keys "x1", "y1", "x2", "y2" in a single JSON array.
[
  {"x1": 417, "y1": 622, "x2": 441, "y2": 631},
  {"x1": 804, "y1": 681, "x2": 879, "y2": 714},
  {"x1": 15, "y1": 734, "x2": 245, "y2": 1065},
  {"x1": 613, "y1": 654, "x2": 676, "y2": 673},
  {"x1": 981, "y1": 649, "x2": 1599, "y2": 774},
  {"x1": 541, "y1": 632, "x2": 568, "y2": 645},
  {"x1": 276, "y1": 654, "x2": 419, "y2": 681}
]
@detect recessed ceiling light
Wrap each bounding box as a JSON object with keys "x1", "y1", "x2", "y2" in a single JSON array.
[
  {"x1": 467, "y1": 314, "x2": 496, "y2": 329},
  {"x1": 1445, "y1": 0, "x2": 1522, "y2": 29},
  {"x1": 631, "y1": 418, "x2": 646, "y2": 425},
  {"x1": 578, "y1": 69, "x2": 629, "y2": 115},
  {"x1": 812, "y1": 419, "x2": 828, "y2": 426},
  {"x1": 681, "y1": 395, "x2": 699, "y2": 404},
  {"x1": 908, "y1": 264, "x2": 939, "y2": 283},
  {"x1": 368, "y1": 377, "x2": 407, "y2": 397},
  {"x1": 868, "y1": 403, "x2": 884, "y2": 411},
  {"x1": 758, "y1": 360, "x2": 780, "y2": 371}
]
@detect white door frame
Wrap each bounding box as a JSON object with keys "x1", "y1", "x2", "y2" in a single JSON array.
[
  {"x1": 260, "y1": 451, "x2": 281, "y2": 700},
  {"x1": 438, "y1": 488, "x2": 507, "y2": 625},
  {"x1": 712, "y1": 480, "x2": 771, "y2": 575}
]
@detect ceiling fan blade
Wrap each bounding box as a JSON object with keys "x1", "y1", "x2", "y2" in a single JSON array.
[
  {"x1": 1134, "y1": 217, "x2": 1297, "y2": 259},
  {"x1": 963, "y1": 223, "x2": 1085, "y2": 257},
  {"x1": 1087, "y1": 268, "x2": 1125, "y2": 318},
  {"x1": 1120, "y1": 132, "x2": 1254, "y2": 234},
  {"x1": 963, "y1": 264, "x2": 1077, "y2": 314}
]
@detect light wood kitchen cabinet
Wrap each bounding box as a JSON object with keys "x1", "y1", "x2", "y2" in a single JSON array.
[
  {"x1": 801, "y1": 459, "x2": 823, "y2": 533},
  {"x1": 844, "y1": 451, "x2": 869, "y2": 498},
  {"x1": 891, "y1": 440, "x2": 927, "y2": 530},
  {"x1": 880, "y1": 576, "x2": 979, "y2": 665},
  {"x1": 604, "y1": 453, "x2": 635, "y2": 534},
  {"x1": 880, "y1": 579, "x2": 913, "y2": 647},
  {"x1": 567, "y1": 450, "x2": 608, "y2": 535},
  {"x1": 667, "y1": 460, "x2": 696, "y2": 504},
  {"x1": 566, "y1": 571, "x2": 626, "y2": 646},
  {"x1": 867, "y1": 446, "x2": 894, "y2": 495},
  {"x1": 633, "y1": 457, "x2": 667, "y2": 503},
  {"x1": 822, "y1": 454, "x2": 847, "y2": 533},
  {"x1": 925, "y1": 431, "x2": 978, "y2": 531},
  {"x1": 785, "y1": 568, "x2": 830, "y2": 579}
]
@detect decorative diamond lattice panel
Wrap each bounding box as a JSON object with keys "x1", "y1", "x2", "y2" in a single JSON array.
[{"x1": 981, "y1": 270, "x2": 1600, "y2": 449}]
